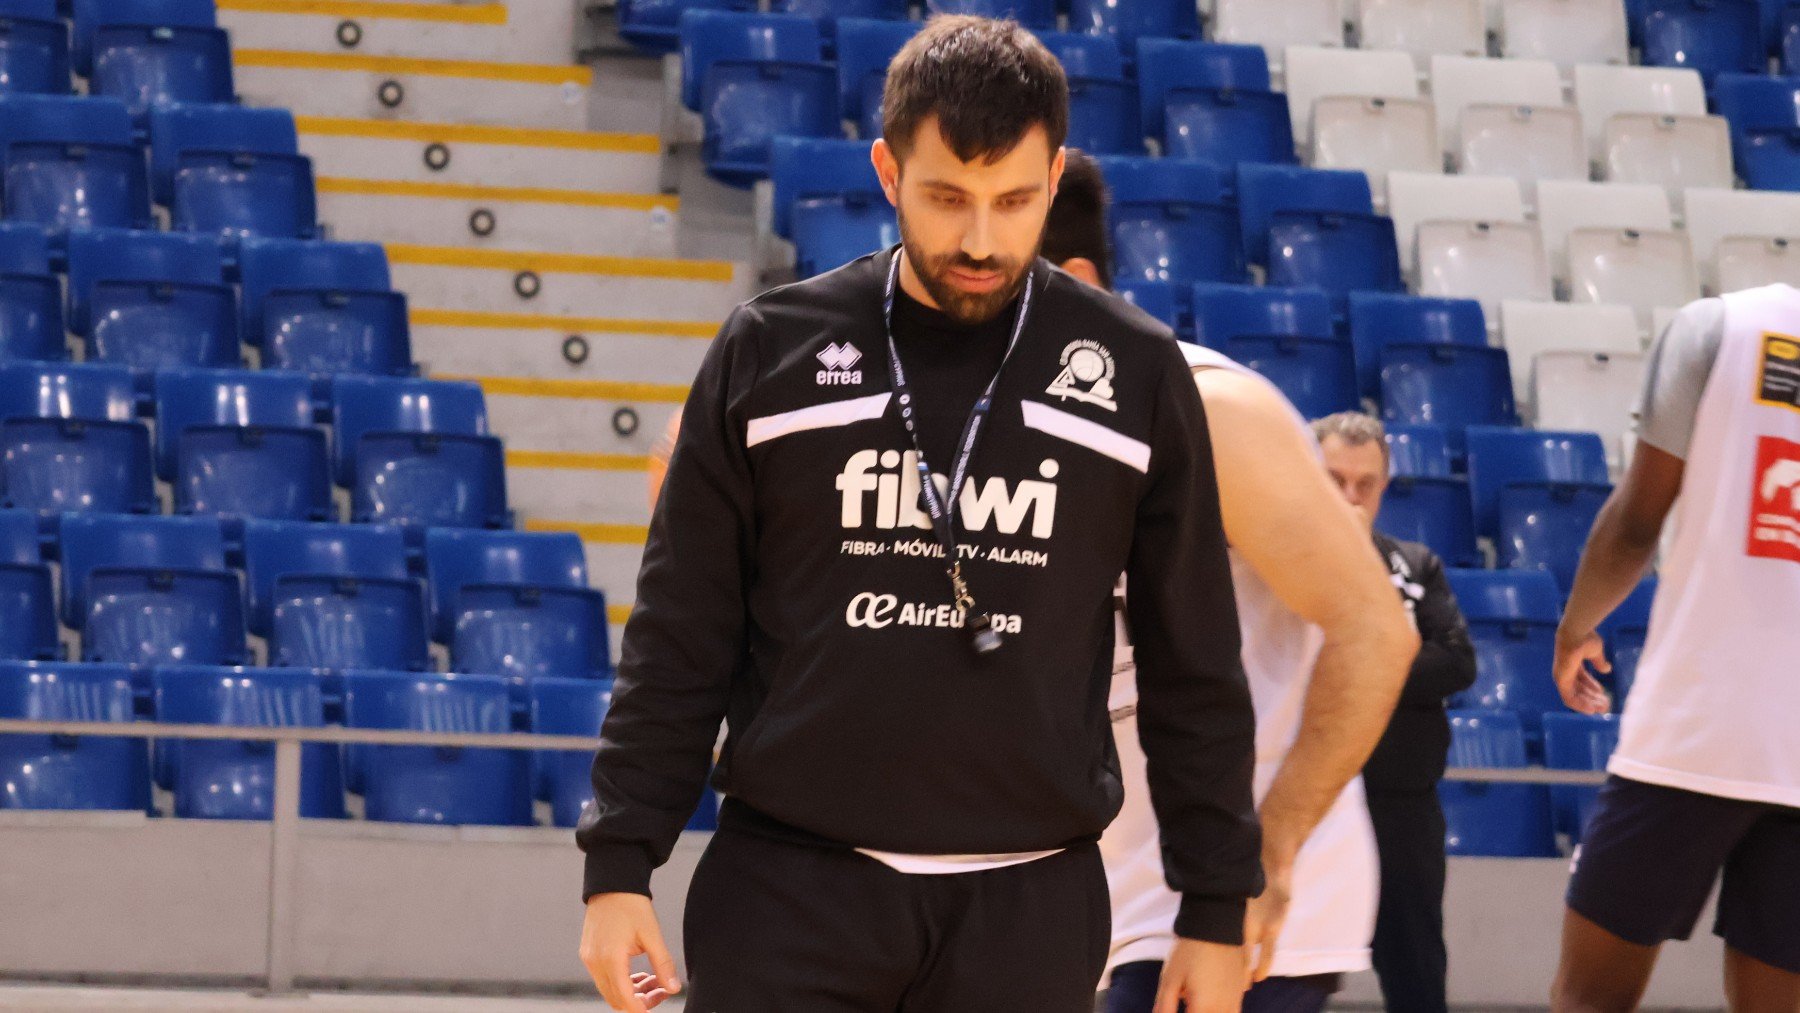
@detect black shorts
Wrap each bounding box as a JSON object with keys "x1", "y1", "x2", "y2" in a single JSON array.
[{"x1": 1566, "y1": 775, "x2": 1800, "y2": 974}]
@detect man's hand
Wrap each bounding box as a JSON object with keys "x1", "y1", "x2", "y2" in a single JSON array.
[
  {"x1": 1155, "y1": 938, "x2": 1248, "y2": 1013},
  {"x1": 1553, "y1": 628, "x2": 1613, "y2": 715},
  {"x1": 1242, "y1": 860, "x2": 1293, "y2": 983},
  {"x1": 579, "y1": 892, "x2": 681, "y2": 1012}
]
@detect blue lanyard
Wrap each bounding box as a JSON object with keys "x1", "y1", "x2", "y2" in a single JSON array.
[{"x1": 880, "y1": 248, "x2": 1036, "y2": 640}]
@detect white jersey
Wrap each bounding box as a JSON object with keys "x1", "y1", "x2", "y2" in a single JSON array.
[
  {"x1": 1611, "y1": 284, "x2": 1800, "y2": 808},
  {"x1": 1099, "y1": 345, "x2": 1378, "y2": 984}
]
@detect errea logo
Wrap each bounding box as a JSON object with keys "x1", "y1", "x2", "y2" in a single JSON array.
[{"x1": 816, "y1": 342, "x2": 864, "y2": 386}]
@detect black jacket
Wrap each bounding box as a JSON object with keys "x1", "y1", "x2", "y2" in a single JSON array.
[
  {"x1": 1363, "y1": 533, "x2": 1477, "y2": 795},
  {"x1": 576, "y1": 249, "x2": 1262, "y2": 943}
]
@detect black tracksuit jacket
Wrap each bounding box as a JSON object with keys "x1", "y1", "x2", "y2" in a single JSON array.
[
  {"x1": 577, "y1": 248, "x2": 1262, "y2": 943},
  {"x1": 1365, "y1": 533, "x2": 1478, "y2": 795}
]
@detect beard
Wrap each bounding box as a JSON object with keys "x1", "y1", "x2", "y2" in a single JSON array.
[{"x1": 897, "y1": 206, "x2": 1039, "y2": 327}]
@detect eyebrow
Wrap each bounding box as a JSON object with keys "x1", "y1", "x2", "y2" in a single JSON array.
[{"x1": 919, "y1": 180, "x2": 1045, "y2": 201}]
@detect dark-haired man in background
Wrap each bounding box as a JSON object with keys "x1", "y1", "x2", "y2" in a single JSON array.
[{"x1": 578, "y1": 18, "x2": 1260, "y2": 1013}]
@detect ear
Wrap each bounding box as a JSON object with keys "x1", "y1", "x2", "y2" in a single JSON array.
[
  {"x1": 1048, "y1": 145, "x2": 1067, "y2": 203},
  {"x1": 1059, "y1": 257, "x2": 1103, "y2": 289},
  {"x1": 872, "y1": 138, "x2": 900, "y2": 207}
]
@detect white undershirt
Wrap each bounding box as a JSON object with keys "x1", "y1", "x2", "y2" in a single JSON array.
[{"x1": 854, "y1": 847, "x2": 1065, "y2": 874}]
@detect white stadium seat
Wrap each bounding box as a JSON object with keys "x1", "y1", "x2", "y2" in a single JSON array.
[
  {"x1": 1458, "y1": 104, "x2": 1588, "y2": 201},
  {"x1": 1498, "y1": 299, "x2": 1643, "y2": 412},
  {"x1": 1566, "y1": 227, "x2": 1700, "y2": 332},
  {"x1": 1310, "y1": 96, "x2": 1443, "y2": 205},
  {"x1": 1428, "y1": 54, "x2": 1567, "y2": 156},
  {"x1": 1717, "y1": 236, "x2": 1800, "y2": 294},
  {"x1": 1418, "y1": 219, "x2": 1554, "y2": 320},
  {"x1": 1387, "y1": 171, "x2": 1526, "y2": 272},
  {"x1": 1533, "y1": 350, "x2": 1647, "y2": 469},
  {"x1": 1499, "y1": 0, "x2": 1630, "y2": 74},
  {"x1": 1285, "y1": 46, "x2": 1420, "y2": 146},
  {"x1": 1682, "y1": 188, "x2": 1800, "y2": 293},
  {"x1": 1573, "y1": 64, "x2": 1707, "y2": 163},
  {"x1": 1535, "y1": 179, "x2": 1672, "y2": 281},
  {"x1": 1356, "y1": 0, "x2": 1486, "y2": 69},
  {"x1": 1214, "y1": 0, "x2": 1344, "y2": 74},
  {"x1": 1602, "y1": 114, "x2": 1733, "y2": 216}
]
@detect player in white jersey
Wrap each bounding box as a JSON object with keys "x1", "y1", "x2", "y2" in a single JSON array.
[{"x1": 1550, "y1": 287, "x2": 1800, "y2": 1012}]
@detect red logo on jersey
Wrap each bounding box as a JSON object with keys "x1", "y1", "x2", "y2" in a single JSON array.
[{"x1": 1747, "y1": 435, "x2": 1800, "y2": 563}]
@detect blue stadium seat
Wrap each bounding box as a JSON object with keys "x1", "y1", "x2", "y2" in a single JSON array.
[
  {"x1": 618, "y1": 0, "x2": 752, "y2": 53},
  {"x1": 770, "y1": 0, "x2": 909, "y2": 30},
  {"x1": 0, "y1": 94, "x2": 151, "y2": 230},
  {"x1": 83, "y1": 566, "x2": 246, "y2": 667},
  {"x1": 352, "y1": 430, "x2": 509, "y2": 531},
  {"x1": 1039, "y1": 32, "x2": 1126, "y2": 82},
  {"x1": 1738, "y1": 128, "x2": 1800, "y2": 191},
  {"x1": 1385, "y1": 424, "x2": 1456, "y2": 478},
  {"x1": 328, "y1": 375, "x2": 489, "y2": 486},
  {"x1": 1440, "y1": 710, "x2": 1557, "y2": 857},
  {"x1": 1380, "y1": 345, "x2": 1518, "y2": 452},
  {"x1": 1110, "y1": 201, "x2": 1247, "y2": 288},
  {"x1": 1115, "y1": 281, "x2": 1183, "y2": 331},
  {"x1": 238, "y1": 236, "x2": 408, "y2": 377},
  {"x1": 924, "y1": 0, "x2": 1055, "y2": 29},
  {"x1": 1641, "y1": 0, "x2": 1763, "y2": 88},
  {"x1": 153, "y1": 369, "x2": 332, "y2": 522},
  {"x1": 65, "y1": 228, "x2": 227, "y2": 335},
  {"x1": 1599, "y1": 575, "x2": 1657, "y2": 649},
  {"x1": 1714, "y1": 72, "x2": 1800, "y2": 167},
  {"x1": 70, "y1": 0, "x2": 214, "y2": 76},
  {"x1": 1445, "y1": 569, "x2": 1567, "y2": 734},
  {"x1": 148, "y1": 104, "x2": 315, "y2": 238},
  {"x1": 1377, "y1": 476, "x2": 1481, "y2": 568},
  {"x1": 1465, "y1": 426, "x2": 1611, "y2": 538},
  {"x1": 242, "y1": 518, "x2": 411, "y2": 639},
  {"x1": 424, "y1": 527, "x2": 589, "y2": 644},
  {"x1": 1163, "y1": 88, "x2": 1294, "y2": 166},
  {"x1": 0, "y1": 360, "x2": 152, "y2": 514},
  {"x1": 0, "y1": 222, "x2": 63, "y2": 363},
  {"x1": 1098, "y1": 156, "x2": 1235, "y2": 207},
  {"x1": 1349, "y1": 293, "x2": 1487, "y2": 402},
  {"x1": 342, "y1": 670, "x2": 532, "y2": 826},
  {"x1": 56, "y1": 511, "x2": 223, "y2": 623},
  {"x1": 452, "y1": 584, "x2": 613, "y2": 683},
  {"x1": 769, "y1": 137, "x2": 882, "y2": 242},
  {"x1": 90, "y1": 23, "x2": 232, "y2": 121},
  {"x1": 792, "y1": 194, "x2": 896, "y2": 279},
  {"x1": 1237, "y1": 164, "x2": 1376, "y2": 266},
  {"x1": 1190, "y1": 282, "x2": 1333, "y2": 351},
  {"x1": 0, "y1": 660, "x2": 149, "y2": 810},
  {"x1": 269, "y1": 575, "x2": 429, "y2": 674},
  {"x1": 1609, "y1": 629, "x2": 1646, "y2": 710},
  {"x1": 1066, "y1": 76, "x2": 1142, "y2": 155},
  {"x1": 1267, "y1": 212, "x2": 1404, "y2": 305},
  {"x1": 152, "y1": 665, "x2": 346, "y2": 820},
  {"x1": 1542, "y1": 711, "x2": 1617, "y2": 846},
  {"x1": 530, "y1": 676, "x2": 610, "y2": 827},
  {"x1": 1782, "y1": 6, "x2": 1800, "y2": 75},
  {"x1": 1222, "y1": 335, "x2": 1359, "y2": 419},
  {"x1": 834, "y1": 18, "x2": 916, "y2": 138},
  {"x1": 1069, "y1": 0, "x2": 1201, "y2": 48},
  {"x1": 0, "y1": 2, "x2": 70, "y2": 96},
  {"x1": 0, "y1": 507, "x2": 54, "y2": 660},
  {"x1": 1498, "y1": 484, "x2": 1611, "y2": 592},
  {"x1": 1135, "y1": 38, "x2": 1270, "y2": 150},
  {"x1": 680, "y1": 11, "x2": 836, "y2": 185}
]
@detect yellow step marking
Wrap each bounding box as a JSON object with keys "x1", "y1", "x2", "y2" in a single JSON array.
[
  {"x1": 296, "y1": 115, "x2": 658, "y2": 153},
  {"x1": 410, "y1": 307, "x2": 718, "y2": 338},
  {"x1": 317, "y1": 176, "x2": 678, "y2": 211},
  {"x1": 444, "y1": 374, "x2": 689, "y2": 403},
  {"x1": 386, "y1": 243, "x2": 734, "y2": 283},
  {"x1": 217, "y1": 0, "x2": 507, "y2": 23},
  {"x1": 525, "y1": 518, "x2": 648, "y2": 545},
  {"x1": 608, "y1": 603, "x2": 631, "y2": 625},
  {"x1": 507, "y1": 450, "x2": 649, "y2": 471},
  {"x1": 234, "y1": 49, "x2": 592, "y2": 86}
]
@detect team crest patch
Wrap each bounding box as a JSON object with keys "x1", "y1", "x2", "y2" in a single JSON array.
[
  {"x1": 1748, "y1": 434, "x2": 1800, "y2": 564},
  {"x1": 1046, "y1": 340, "x2": 1118, "y2": 411}
]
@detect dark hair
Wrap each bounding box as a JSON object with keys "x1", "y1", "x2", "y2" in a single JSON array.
[
  {"x1": 1042, "y1": 148, "x2": 1111, "y2": 288},
  {"x1": 881, "y1": 15, "x2": 1068, "y2": 164}
]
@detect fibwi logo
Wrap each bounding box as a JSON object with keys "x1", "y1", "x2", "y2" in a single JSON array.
[
  {"x1": 1749, "y1": 435, "x2": 1800, "y2": 563},
  {"x1": 816, "y1": 341, "x2": 863, "y2": 386},
  {"x1": 834, "y1": 449, "x2": 1060, "y2": 538}
]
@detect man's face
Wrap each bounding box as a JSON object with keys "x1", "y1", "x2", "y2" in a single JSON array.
[
  {"x1": 1319, "y1": 435, "x2": 1390, "y2": 531},
  {"x1": 873, "y1": 118, "x2": 1064, "y2": 326}
]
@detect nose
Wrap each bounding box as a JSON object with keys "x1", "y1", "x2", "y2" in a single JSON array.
[{"x1": 961, "y1": 207, "x2": 995, "y2": 263}]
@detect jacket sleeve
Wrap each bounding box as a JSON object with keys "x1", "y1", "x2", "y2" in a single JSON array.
[
  {"x1": 1124, "y1": 345, "x2": 1263, "y2": 945},
  {"x1": 575, "y1": 307, "x2": 760, "y2": 900},
  {"x1": 1398, "y1": 548, "x2": 1477, "y2": 709}
]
